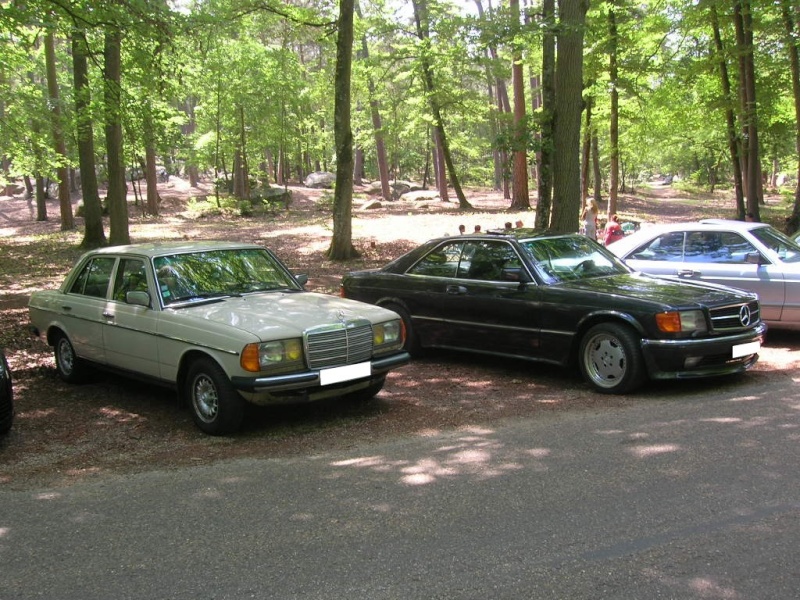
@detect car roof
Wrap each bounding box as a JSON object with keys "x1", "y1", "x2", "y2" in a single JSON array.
[{"x1": 82, "y1": 240, "x2": 264, "y2": 259}]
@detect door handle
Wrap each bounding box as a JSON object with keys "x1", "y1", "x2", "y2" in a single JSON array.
[
  {"x1": 677, "y1": 269, "x2": 697, "y2": 277},
  {"x1": 446, "y1": 285, "x2": 467, "y2": 295},
  {"x1": 102, "y1": 312, "x2": 115, "y2": 320}
]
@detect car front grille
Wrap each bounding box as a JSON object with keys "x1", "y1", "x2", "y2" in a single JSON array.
[
  {"x1": 305, "y1": 321, "x2": 373, "y2": 369},
  {"x1": 709, "y1": 300, "x2": 760, "y2": 332}
]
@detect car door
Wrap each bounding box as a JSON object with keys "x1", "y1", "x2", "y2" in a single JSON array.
[
  {"x1": 102, "y1": 257, "x2": 164, "y2": 378},
  {"x1": 427, "y1": 239, "x2": 542, "y2": 357},
  {"x1": 60, "y1": 256, "x2": 116, "y2": 364}
]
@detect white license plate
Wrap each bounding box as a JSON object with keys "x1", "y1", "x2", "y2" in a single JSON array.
[
  {"x1": 732, "y1": 341, "x2": 760, "y2": 358},
  {"x1": 319, "y1": 361, "x2": 371, "y2": 386}
]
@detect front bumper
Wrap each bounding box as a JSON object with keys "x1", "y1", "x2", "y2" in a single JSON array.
[
  {"x1": 641, "y1": 322, "x2": 767, "y2": 380},
  {"x1": 229, "y1": 351, "x2": 410, "y2": 404}
]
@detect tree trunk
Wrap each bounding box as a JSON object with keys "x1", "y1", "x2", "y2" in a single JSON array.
[
  {"x1": 144, "y1": 109, "x2": 160, "y2": 216},
  {"x1": 411, "y1": 0, "x2": 472, "y2": 210},
  {"x1": 710, "y1": 5, "x2": 746, "y2": 220},
  {"x1": 608, "y1": 4, "x2": 619, "y2": 220},
  {"x1": 781, "y1": 0, "x2": 800, "y2": 233},
  {"x1": 355, "y1": 1, "x2": 392, "y2": 204},
  {"x1": 104, "y1": 28, "x2": 129, "y2": 245},
  {"x1": 44, "y1": 30, "x2": 74, "y2": 231},
  {"x1": 327, "y1": 0, "x2": 359, "y2": 260},
  {"x1": 592, "y1": 131, "x2": 603, "y2": 204},
  {"x1": 509, "y1": 0, "x2": 530, "y2": 210},
  {"x1": 72, "y1": 29, "x2": 106, "y2": 248},
  {"x1": 734, "y1": 0, "x2": 762, "y2": 220},
  {"x1": 535, "y1": 0, "x2": 556, "y2": 229},
  {"x1": 581, "y1": 95, "x2": 592, "y2": 203},
  {"x1": 549, "y1": 0, "x2": 589, "y2": 234}
]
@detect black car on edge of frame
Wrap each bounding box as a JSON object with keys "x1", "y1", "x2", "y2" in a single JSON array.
[
  {"x1": 0, "y1": 349, "x2": 13, "y2": 434},
  {"x1": 341, "y1": 229, "x2": 767, "y2": 394}
]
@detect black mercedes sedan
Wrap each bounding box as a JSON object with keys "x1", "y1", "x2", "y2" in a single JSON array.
[
  {"x1": 0, "y1": 349, "x2": 13, "y2": 434},
  {"x1": 341, "y1": 229, "x2": 767, "y2": 394}
]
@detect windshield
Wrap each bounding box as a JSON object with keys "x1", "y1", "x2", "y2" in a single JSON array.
[
  {"x1": 154, "y1": 248, "x2": 300, "y2": 305},
  {"x1": 521, "y1": 236, "x2": 630, "y2": 284},
  {"x1": 750, "y1": 227, "x2": 800, "y2": 263}
]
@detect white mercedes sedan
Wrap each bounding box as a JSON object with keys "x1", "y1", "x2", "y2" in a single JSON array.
[{"x1": 29, "y1": 241, "x2": 409, "y2": 435}]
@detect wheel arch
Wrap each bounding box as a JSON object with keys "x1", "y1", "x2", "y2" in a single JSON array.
[
  {"x1": 569, "y1": 311, "x2": 645, "y2": 366},
  {"x1": 176, "y1": 349, "x2": 225, "y2": 405}
]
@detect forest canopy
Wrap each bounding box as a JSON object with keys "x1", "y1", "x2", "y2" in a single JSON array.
[{"x1": 1, "y1": 0, "x2": 799, "y2": 246}]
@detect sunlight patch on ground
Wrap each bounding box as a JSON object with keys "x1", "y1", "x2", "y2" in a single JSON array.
[{"x1": 628, "y1": 444, "x2": 682, "y2": 458}]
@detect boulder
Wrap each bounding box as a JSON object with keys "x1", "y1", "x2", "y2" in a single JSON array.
[{"x1": 304, "y1": 171, "x2": 336, "y2": 189}]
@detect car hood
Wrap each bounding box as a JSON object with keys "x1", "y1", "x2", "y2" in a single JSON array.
[
  {"x1": 560, "y1": 272, "x2": 756, "y2": 307},
  {"x1": 171, "y1": 291, "x2": 396, "y2": 340}
]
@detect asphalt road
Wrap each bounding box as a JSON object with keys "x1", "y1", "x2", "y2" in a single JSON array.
[{"x1": 2, "y1": 365, "x2": 799, "y2": 600}]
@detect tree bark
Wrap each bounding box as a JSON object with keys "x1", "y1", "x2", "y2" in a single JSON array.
[
  {"x1": 509, "y1": 0, "x2": 530, "y2": 210},
  {"x1": 104, "y1": 27, "x2": 129, "y2": 245},
  {"x1": 44, "y1": 30, "x2": 74, "y2": 231},
  {"x1": 608, "y1": 3, "x2": 619, "y2": 220},
  {"x1": 535, "y1": 0, "x2": 556, "y2": 229},
  {"x1": 327, "y1": 0, "x2": 359, "y2": 260},
  {"x1": 780, "y1": 0, "x2": 800, "y2": 232},
  {"x1": 549, "y1": 0, "x2": 589, "y2": 233},
  {"x1": 734, "y1": 0, "x2": 762, "y2": 220},
  {"x1": 72, "y1": 30, "x2": 106, "y2": 248}
]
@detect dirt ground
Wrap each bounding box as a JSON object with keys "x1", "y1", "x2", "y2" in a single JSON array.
[{"x1": 1, "y1": 178, "x2": 796, "y2": 491}]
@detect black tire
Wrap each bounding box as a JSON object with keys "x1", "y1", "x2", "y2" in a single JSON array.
[
  {"x1": 384, "y1": 303, "x2": 423, "y2": 357},
  {"x1": 185, "y1": 357, "x2": 246, "y2": 435},
  {"x1": 345, "y1": 376, "x2": 386, "y2": 403},
  {"x1": 53, "y1": 333, "x2": 87, "y2": 383},
  {"x1": 579, "y1": 322, "x2": 646, "y2": 394}
]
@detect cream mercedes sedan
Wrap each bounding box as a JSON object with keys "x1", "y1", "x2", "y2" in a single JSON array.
[{"x1": 29, "y1": 241, "x2": 409, "y2": 435}]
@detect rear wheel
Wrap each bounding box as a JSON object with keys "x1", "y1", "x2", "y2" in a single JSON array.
[
  {"x1": 53, "y1": 333, "x2": 87, "y2": 383},
  {"x1": 579, "y1": 323, "x2": 645, "y2": 394},
  {"x1": 185, "y1": 357, "x2": 245, "y2": 435}
]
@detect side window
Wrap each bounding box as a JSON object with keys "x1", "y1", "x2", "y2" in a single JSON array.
[
  {"x1": 113, "y1": 259, "x2": 149, "y2": 302},
  {"x1": 407, "y1": 242, "x2": 463, "y2": 278},
  {"x1": 629, "y1": 232, "x2": 685, "y2": 262},
  {"x1": 69, "y1": 257, "x2": 115, "y2": 298},
  {"x1": 462, "y1": 240, "x2": 520, "y2": 281},
  {"x1": 686, "y1": 231, "x2": 757, "y2": 264}
]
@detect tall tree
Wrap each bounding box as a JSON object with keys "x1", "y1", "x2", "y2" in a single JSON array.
[
  {"x1": 104, "y1": 26, "x2": 129, "y2": 245},
  {"x1": 549, "y1": 0, "x2": 589, "y2": 233},
  {"x1": 780, "y1": 0, "x2": 800, "y2": 232},
  {"x1": 509, "y1": 0, "x2": 530, "y2": 210},
  {"x1": 607, "y1": 0, "x2": 619, "y2": 220},
  {"x1": 411, "y1": 0, "x2": 472, "y2": 210},
  {"x1": 708, "y1": 2, "x2": 745, "y2": 220},
  {"x1": 72, "y1": 28, "x2": 106, "y2": 248},
  {"x1": 328, "y1": 0, "x2": 358, "y2": 260},
  {"x1": 734, "y1": 0, "x2": 762, "y2": 220},
  {"x1": 44, "y1": 29, "x2": 74, "y2": 231},
  {"x1": 535, "y1": 0, "x2": 556, "y2": 229}
]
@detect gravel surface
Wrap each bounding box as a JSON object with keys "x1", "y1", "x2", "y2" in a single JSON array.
[{"x1": 2, "y1": 179, "x2": 792, "y2": 490}]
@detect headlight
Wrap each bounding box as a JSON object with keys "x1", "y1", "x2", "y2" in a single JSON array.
[
  {"x1": 655, "y1": 310, "x2": 708, "y2": 333},
  {"x1": 240, "y1": 339, "x2": 304, "y2": 373},
  {"x1": 373, "y1": 319, "x2": 405, "y2": 351}
]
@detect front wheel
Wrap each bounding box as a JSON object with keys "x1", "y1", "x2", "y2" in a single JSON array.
[
  {"x1": 185, "y1": 357, "x2": 246, "y2": 435},
  {"x1": 53, "y1": 333, "x2": 87, "y2": 383},
  {"x1": 579, "y1": 323, "x2": 646, "y2": 394}
]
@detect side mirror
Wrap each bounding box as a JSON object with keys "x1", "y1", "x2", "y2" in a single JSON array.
[
  {"x1": 294, "y1": 273, "x2": 309, "y2": 286},
  {"x1": 126, "y1": 290, "x2": 151, "y2": 307},
  {"x1": 745, "y1": 252, "x2": 764, "y2": 265},
  {"x1": 502, "y1": 267, "x2": 531, "y2": 283}
]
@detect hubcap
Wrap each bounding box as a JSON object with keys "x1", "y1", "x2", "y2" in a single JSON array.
[
  {"x1": 192, "y1": 375, "x2": 219, "y2": 423},
  {"x1": 58, "y1": 339, "x2": 74, "y2": 374},
  {"x1": 584, "y1": 333, "x2": 627, "y2": 388}
]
